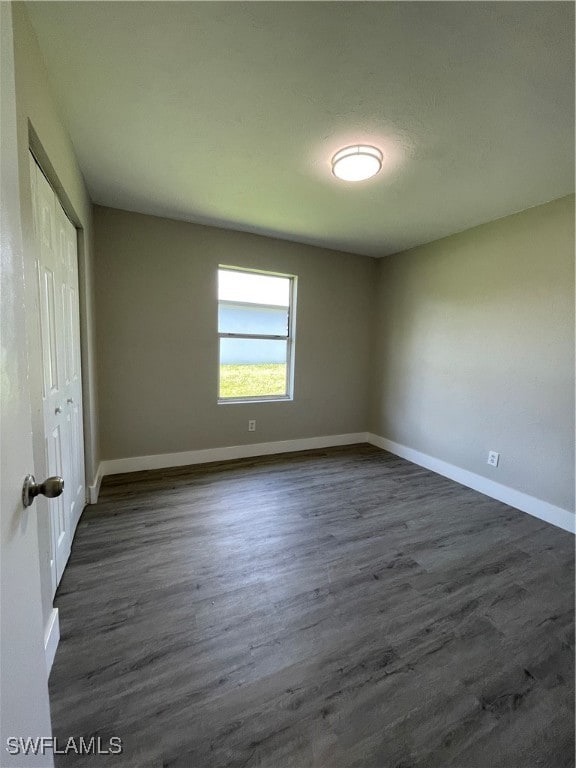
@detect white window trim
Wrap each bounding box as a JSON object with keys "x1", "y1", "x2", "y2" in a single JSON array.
[{"x1": 217, "y1": 266, "x2": 297, "y2": 404}]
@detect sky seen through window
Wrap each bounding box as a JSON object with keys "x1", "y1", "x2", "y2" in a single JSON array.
[{"x1": 218, "y1": 269, "x2": 290, "y2": 307}]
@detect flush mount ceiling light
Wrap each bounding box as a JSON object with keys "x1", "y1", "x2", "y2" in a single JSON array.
[{"x1": 331, "y1": 144, "x2": 383, "y2": 182}]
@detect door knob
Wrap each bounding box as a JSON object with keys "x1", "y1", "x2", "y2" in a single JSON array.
[
  {"x1": 67, "y1": 398, "x2": 74, "y2": 404},
  {"x1": 22, "y1": 475, "x2": 64, "y2": 508},
  {"x1": 55, "y1": 405, "x2": 62, "y2": 414}
]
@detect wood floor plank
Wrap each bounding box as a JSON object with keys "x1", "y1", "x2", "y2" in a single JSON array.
[{"x1": 49, "y1": 445, "x2": 575, "y2": 767}]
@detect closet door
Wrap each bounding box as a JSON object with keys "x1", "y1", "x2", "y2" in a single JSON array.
[
  {"x1": 55, "y1": 201, "x2": 85, "y2": 533},
  {"x1": 30, "y1": 153, "x2": 85, "y2": 593}
]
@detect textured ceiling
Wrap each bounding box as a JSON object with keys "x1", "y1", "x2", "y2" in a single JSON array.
[{"x1": 26, "y1": 2, "x2": 574, "y2": 257}]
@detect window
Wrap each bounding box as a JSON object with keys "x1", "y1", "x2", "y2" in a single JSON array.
[{"x1": 218, "y1": 266, "x2": 296, "y2": 402}]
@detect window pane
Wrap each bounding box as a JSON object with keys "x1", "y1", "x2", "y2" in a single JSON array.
[
  {"x1": 219, "y1": 269, "x2": 290, "y2": 307},
  {"x1": 219, "y1": 338, "x2": 287, "y2": 399},
  {"x1": 218, "y1": 302, "x2": 288, "y2": 336}
]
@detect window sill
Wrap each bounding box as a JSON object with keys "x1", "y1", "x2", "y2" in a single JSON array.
[{"x1": 218, "y1": 395, "x2": 293, "y2": 405}]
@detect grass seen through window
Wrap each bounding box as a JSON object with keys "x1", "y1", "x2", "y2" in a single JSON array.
[{"x1": 219, "y1": 363, "x2": 286, "y2": 399}]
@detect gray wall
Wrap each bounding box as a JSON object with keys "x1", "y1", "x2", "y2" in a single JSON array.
[
  {"x1": 94, "y1": 206, "x2": 376, "y2": 459},
  {"x1": 370, "y1": 195, "x2": 575, "y2": 513}
]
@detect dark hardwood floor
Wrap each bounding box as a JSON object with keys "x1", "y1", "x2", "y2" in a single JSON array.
[{"x1": 49, "y1": 445, "x2": 575, "y2": 768}]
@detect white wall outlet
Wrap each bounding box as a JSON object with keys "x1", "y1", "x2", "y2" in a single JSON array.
[
  {"x1": 248, "y1": 420, "x2": 256, "y2": 432},
  {"x1": 487, "y1": 451, "x2": 500, "y2": 467}
]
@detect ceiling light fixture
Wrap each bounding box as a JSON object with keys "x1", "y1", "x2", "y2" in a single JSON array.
[{"x1": 331, "y1": 145, "x2": 383, "y2": 182}]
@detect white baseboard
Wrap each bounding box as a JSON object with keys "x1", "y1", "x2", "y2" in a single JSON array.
[
  {"x1": 99, "y1": 433, "x2": 369, "y2": 479},
  {"x1": 367, "y1": 433, "x2": 575, "y2": 534},
  {"x1": 93, "y1": 431, "x2": 574, "y2": 534},
  {"x1": 88, "y1": 464, "x2": 103, "y2": 504},
  {"x1": 44, "y1": 607, "x2": 59, "y2": 674}
]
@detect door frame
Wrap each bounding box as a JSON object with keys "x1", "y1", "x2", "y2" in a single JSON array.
[{"x1": 21, "y1": 127, "x2": 93, "y2": 663}]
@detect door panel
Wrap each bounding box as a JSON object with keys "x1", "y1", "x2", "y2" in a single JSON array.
[
  {"x1": 48, "y1": 425, "x2": 68, "y2": 586},
  {"x1": 35, "y1": 166, "x2": 70, "y2": 593},
  {"x1": 40, "y1": 266, "x2": 59, "y2": 394},
  {"x1": 56, "y1": 200, "x2": 85, "y2": 533}
]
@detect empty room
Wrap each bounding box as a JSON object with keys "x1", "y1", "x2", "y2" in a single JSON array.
[{"x1": 1, "y1": 2, "x2": 574, "y2": 767}]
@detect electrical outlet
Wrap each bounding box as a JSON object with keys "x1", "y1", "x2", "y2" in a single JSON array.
[
  {"x1": 248, "y1": 420, "x2": 256, "y2": 432},
  {"x1": 487, "y1": 451, "x2": 499, "y2": 467}
]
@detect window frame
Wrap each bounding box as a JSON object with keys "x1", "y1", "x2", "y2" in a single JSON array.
[{"x1": 217, "y1": 265, "x2": 297, "y2": 404}]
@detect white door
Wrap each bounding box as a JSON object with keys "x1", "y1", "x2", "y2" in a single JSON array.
[
  {"x1": 1, "y1": 3, "x2": 54, "y2": 761},
  {"x1": 55, "y1": 200, "x2": 85, "y2": 533},
  {"x1": 30, "y1": 153, "x2": 85, "y2": 594}
]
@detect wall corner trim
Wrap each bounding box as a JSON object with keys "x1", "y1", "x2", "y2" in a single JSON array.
[
  {"x1": 367, "y1": 433, "x2": 575, "y2": 534},
  {"x1": 99, "y1": 433, "x2": 370, "y2": 478},
  {"x1": 44, "y1": 607, "x2": 60, "y2": 675},
  {"x1": 88, "y1": 463, "x2": 103, "y2": 504}
]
